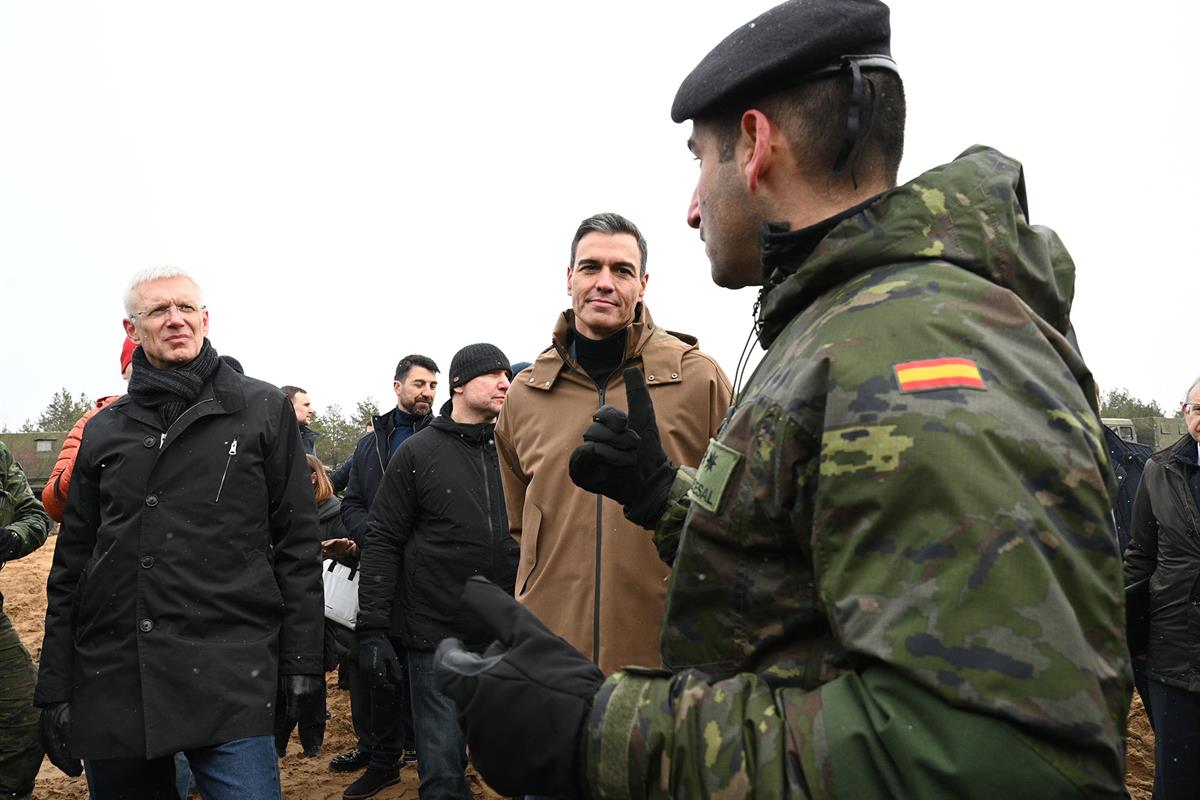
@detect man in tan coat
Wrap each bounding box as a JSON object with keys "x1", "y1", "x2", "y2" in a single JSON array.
[{"x1": 495, "y1": 212, "x2": 731, "y2": 674}]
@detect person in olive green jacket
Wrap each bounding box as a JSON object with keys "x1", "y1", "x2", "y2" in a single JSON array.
[
  {"x1": 433, "y1": 1, "x2": 1129, "y2": 798},
  {"x1": 0, "y1": 440, "x2": 52, "y2": 800}
]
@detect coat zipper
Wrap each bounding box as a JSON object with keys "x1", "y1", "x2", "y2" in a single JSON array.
[
  {"x1": 214, "y1": 438, "x2": 238, "y2": 502},
  {"x1": 592, "y1": 383, "x2": 606, "y2": 664},
  {"x1": 160, "y1": 398, "x2": 215, "y2": 449},
  {"x1": 481, "y1": 444, "x2": 496, "y2": 579}
]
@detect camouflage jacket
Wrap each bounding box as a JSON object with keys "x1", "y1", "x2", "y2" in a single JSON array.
[
  {"x1": 0, "y1": 441, "x2": 52, "y2": 610},
  {"x1": 584, "y1": 147, "x2": 1129, "y2": 798}
]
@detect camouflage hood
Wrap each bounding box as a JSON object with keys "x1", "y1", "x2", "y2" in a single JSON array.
[{"x1": 757, "y1": 145, "x2": 1077, "y2": 348}]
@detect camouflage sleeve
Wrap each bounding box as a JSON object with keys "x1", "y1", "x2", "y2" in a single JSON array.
[
  {"x1": 0, "y1": 443, "x2": 51, "y2": 557},
  {"x1": 585, "y1": 663, "x2": 1094, "y2": 799},
  {"x1": 650, "y1": 467, "x2": 694, "y2": 565}
]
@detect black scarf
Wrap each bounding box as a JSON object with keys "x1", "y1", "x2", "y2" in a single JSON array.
[{"x1": 127, "y1": 338, "x2": 222, "y2": 429}]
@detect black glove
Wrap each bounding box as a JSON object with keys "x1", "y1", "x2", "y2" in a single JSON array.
[
  {"x1": 435, "y1": 576, "x2": 603, "y2": 798},
  {"x1": 279, "y1": 674, "x2": 326, "y2": 756},
  {"x1": 39, "y1": 702, "x2": 83, "y2": 777},
  {"x1": 359, "y1": 633, "x2": 403, "y2": 689},
  {"x1": 569, "y1": 367, "x2": 677, "y2": 528},
  {"x1": 0, "y1": 528, "x2": 22, "y2": 562}
]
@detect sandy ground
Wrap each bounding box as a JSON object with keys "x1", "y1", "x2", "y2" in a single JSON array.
[
  {"x1": 5, "y1": 533, "x2": 1157, "y2": 798},
  {"x1": 4, "y1": 533, "x2": 502, "y2": 800}
]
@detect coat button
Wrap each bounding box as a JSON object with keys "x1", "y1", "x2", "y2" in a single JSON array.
[
  {"x1": 143, "y1": 436, "x2": 157, "y2": 448},
  {"x1": 140, "y1": 555, "x2": 155, "y2": 569},
  {"x1": 139, "y1": 619, "x2": 154, "y2": 633},
  {"x1": 145, "y1": 495, "x2": 159, "y2": 508}
]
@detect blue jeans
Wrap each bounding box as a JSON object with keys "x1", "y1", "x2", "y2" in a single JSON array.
[
  {"x1": 1148, "y1": 679, "x2": 1200, "y2": 799},
  {"x1": 408, "y1": 649, "x2": 469, "y2": 800},
  {"x1": 88, "y1": 735, "x2": 279, "y2": 800}
]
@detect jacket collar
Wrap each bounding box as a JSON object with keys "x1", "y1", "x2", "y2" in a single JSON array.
[
  {"x1": 754, "y1": 146, "x2": 1078, "y2": 351},
  {"x1": 430, "y1": 406, "x2": 494, "y2": 445},
  {"x1": 371, "y1": 407, "x2": 432, "y2": 451},
  {"x1": 520, "y1": 304, "x2": 697, "y2": 393},
  {"x1": 110, "y1": 360, "x2": 245, "y2": 443},
  {"x1": 1162, "y1": 434, "x2": 1200, "y2": 469}
]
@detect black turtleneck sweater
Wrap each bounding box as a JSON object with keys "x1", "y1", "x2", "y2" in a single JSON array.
[{"x1": 572, "y1": 328, "x2": 628, "y2": 388}]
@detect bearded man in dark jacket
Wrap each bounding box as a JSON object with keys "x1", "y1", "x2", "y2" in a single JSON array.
[
  {"x1": 328, "y1": 354, "x2": 438, "y2": 786},
  {"x1": 36, "y1": 267, "x2": 324, "y2": 800},
  {"x1": 356, "y1": 343, "x2": 517, "y2": 800}
]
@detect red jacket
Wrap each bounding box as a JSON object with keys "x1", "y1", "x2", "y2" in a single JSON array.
[{"x1": 41, "y1": 395, "x2": 120, "y2": 521}]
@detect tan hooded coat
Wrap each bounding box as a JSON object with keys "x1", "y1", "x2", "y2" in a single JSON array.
[{"x1": 495, "y1": 305, "x2": 731, "y2": 673}]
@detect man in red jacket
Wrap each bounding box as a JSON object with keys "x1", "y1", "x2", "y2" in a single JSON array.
[{"x1": 41, "y1": 336, "x2": 135, "y2": 522}]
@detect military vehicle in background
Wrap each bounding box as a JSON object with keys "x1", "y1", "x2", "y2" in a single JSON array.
[
  {"x1": 1101, "y1": 418, "x2": 1136, "y2": 443},
  {"x1": 1101, "y1": 416, "x2": 1187, "y2": 451}
]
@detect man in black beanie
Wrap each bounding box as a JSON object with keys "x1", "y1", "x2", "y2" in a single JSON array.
[
  {"x1": 356, "y1": 343, "x2": 517, "y2": 800},
  {"x1": 37, "y1": 266, "x2": 324, "y2": 798}
]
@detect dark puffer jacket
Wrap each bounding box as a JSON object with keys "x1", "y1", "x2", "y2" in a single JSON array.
[
  {"x1": 1126, "y1": 434, "x2": 1200, "y2": 691},
  {"x1": 357, "y1": 406, "x2": 517, "y2": 649}
]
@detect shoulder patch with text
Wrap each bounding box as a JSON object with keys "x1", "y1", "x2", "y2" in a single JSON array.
[
  {"x1": 894, "y1": 357, "x2": 985, "y2": 392},
  {"x1": 688, "y1": 438, "x2": 742, "y2": 514}
]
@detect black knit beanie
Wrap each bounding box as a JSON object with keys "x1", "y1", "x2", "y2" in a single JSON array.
[{"x1": 448, "y1": 343, "x2": 511, "y2": 389}]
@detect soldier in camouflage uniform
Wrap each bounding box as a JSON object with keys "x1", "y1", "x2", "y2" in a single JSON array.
[
  {"x1": 433, "y1": 1, "x2": 1130, "y2": 797},
  {"x1": 0, "y1": 441, "x2": 52, "y2": 799}
]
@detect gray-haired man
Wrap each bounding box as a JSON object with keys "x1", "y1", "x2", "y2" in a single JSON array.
[{"x1": 37, "y1": 267, "x2": 324, "y2": 799}]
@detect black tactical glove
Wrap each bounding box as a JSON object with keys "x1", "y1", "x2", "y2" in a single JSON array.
[
  {"x1": 0, "y1": 528, "x2": 23, "y2": 561},
  {"x1": 279, "y1": 674, "x2": 326, "y2": 756},
  {"x1": 359, "y1": 632, "x2": 403, "y2": 689},
  {"x1": 39, "y1": 702, "x2": 83, "y2": 777},
  {"x1": 569, "y1": 367, "x2": 677, "y2": 529},
  {"x1": 435, "y1": 577, "x2": 603, "y2": 798}
]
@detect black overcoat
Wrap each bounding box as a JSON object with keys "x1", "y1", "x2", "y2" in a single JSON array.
[
  {"x1": 1125, "y1": 434, "x2": 1200, "y2": 692},
  {"x1": 34, "y1": 361, "x2": 324, "y2": 759}
]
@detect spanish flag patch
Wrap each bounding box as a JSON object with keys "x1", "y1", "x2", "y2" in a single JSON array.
[{"x1": 894, "y1": 357, "x2": 985, "y2": 392}]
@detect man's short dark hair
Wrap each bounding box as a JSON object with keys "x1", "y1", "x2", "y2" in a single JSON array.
[
  {"x1": 703, "y1": 69, "x2": 905, "y2": 189},
  {"x1": 395, "y1": 355, "x2": 440, "y2": 382},
  {"x1": 569, "y1": 213, "x2": 649, "y2": 276},
  {"x1": 280, "y1": 385, "x2": 305, "y2": 402}
]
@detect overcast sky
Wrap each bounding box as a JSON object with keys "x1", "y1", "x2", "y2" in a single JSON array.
[{"x1": 2, "y1": 1, "x2": 1195, "y2": 430}]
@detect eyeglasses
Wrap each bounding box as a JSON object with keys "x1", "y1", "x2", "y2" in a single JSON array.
[
  {"x1": 130, "y1": 303, "x2": 205, "y2": 321},
  {"x1": 1183, "y1": 403, "x2": 1200, "y2": 416}
]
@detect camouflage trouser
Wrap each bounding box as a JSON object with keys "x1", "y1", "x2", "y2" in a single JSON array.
[{"x1": 0, "y1": 611, "x2": 41, "y2": 800}]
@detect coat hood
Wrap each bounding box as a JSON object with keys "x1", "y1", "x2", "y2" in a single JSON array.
[
  {"x1": 758, "y1": 145, "x2": 1078, "y2": 348},
  {"x1": 520, "y1": 304, "x2": 701, "y2": 393}
]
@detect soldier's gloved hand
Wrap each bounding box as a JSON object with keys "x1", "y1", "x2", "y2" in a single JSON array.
[
  {"x1": 39, "y1": 702, "x2": 83, "y2": 777},
  {"x1": 359, "y1": 632, "x2": 403, "y2": 689},
  {"x1": 280, "y1": 674, "x2": 326, "y2": 755},
  {"x1": 569, "y1": 367, "x2": 677, "y2": 529},
  {"x1": 435, "y1": 576, "x2": 603, "y2": 798},
  {"x1": 0, "y1": 528, "x2": 22, "y2": 561}
]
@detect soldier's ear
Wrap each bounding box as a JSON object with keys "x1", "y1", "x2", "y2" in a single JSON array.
[{"x1": 740, "y1": 109, "x2": 777, "y2": 193}]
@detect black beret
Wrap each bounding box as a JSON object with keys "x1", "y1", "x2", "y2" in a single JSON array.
[{"x1": 672, "y1": 0, "x2": 897, "y2": 123}]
